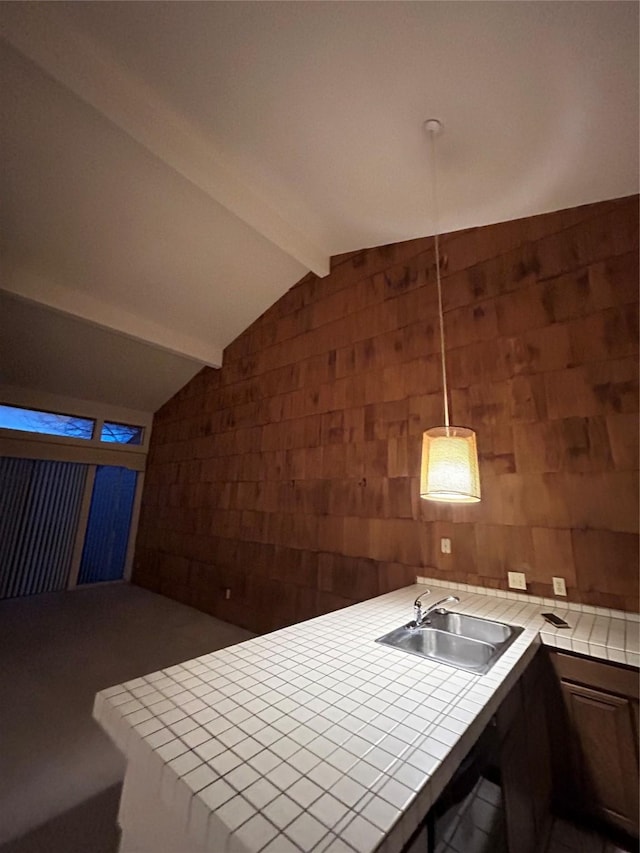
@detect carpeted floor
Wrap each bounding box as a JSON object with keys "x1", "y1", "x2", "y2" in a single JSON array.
[{"x1": 0, "y1": 583, "x2": 253, "y2": 852}]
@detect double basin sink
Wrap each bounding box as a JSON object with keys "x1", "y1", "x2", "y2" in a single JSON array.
[{"x1": 376, "y1": 609, "x2": 524, "y2": 675}]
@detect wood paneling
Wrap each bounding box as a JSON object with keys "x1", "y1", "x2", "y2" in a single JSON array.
[{"x1": 134, "y1": 196, "x2": 639, "y2": 632}]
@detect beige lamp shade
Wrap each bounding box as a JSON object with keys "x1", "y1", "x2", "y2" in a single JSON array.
[{"x1": 420, "y1": 426, "x2": 481, "y2": 503}]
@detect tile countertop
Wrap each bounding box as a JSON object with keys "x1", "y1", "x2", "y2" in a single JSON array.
[{"x1": 94, "y1": 580, "x2": 640, "y2": 853}]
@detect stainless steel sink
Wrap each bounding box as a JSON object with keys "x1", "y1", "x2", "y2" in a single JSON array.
[
  {"x1": 428, "y1": 611, "x2": 513, "y2": 645},
  {"x1": 376, "y1": 611, "x2": 524, "y2": 674},
  {"x1": 377, "y1": 625, "x2": 496, "y2": 671}
]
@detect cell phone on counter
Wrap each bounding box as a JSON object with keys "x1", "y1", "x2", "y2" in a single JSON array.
[{"x1": 541, "y1": 612, "x2": 570, "y2": 628}]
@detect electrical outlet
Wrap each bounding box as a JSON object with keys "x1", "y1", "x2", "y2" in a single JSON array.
[
  {"x1": 224, "y1": 588, "x2": 231, "y2": 600},
  {"x1": 552, "y1": 577, "x2": 567, "y2": 597},
  {"x1": 440, "y1": 537, "x2": 452, "y2": 555},
  {"x1": 507, "y1": 571, "x2": 527, "y2": 590}
]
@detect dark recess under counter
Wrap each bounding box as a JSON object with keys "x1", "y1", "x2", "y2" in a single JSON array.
[
  {"x1": 404, "y1": 647, "x2": 639, "y2": 853},
  {"x1": 403, "y1": 648, "x2": 554, "y2": 853}
]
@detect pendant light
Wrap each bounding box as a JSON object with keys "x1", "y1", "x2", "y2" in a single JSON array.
[{"x1": 420, "y1": 119, "x2": 481, "y2": 504}]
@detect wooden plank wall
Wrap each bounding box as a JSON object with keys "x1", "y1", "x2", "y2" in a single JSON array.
[{"x1": 133, "y1": 195, "x2": 639, "y2": 633}]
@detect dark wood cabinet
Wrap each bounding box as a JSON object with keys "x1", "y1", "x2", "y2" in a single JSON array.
[
  {"x1": 499, "y1": 649, "x2": 553, "y2": 853},
  {"x1": 524, "y1": 661, "x2": 554, "y2": 846},
  {"x1": 549, "y1": 650, "x2": 639, "y2": 838},
  {"x1": 501, "y1": 710, "x2": 539, "y2": 853}
]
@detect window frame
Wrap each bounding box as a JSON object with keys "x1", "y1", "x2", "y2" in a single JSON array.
[
  {"x1": 0, "y1": 391, "x2": 152, "y2": 587},
  {"x1": 0, "y1": 391, "x2": 152, "y2": 469}
]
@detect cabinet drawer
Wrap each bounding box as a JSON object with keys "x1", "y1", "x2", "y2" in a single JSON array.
[{"x1": 549, "y1": 650, "x2": 639, "y2": 699}]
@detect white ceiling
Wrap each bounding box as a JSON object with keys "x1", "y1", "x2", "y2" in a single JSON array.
[
  {"x1": 1, "y1": 2, "x2": 638, "y2": 412},
  {"x1": 0, "y1": 291, "x2": 203, "y2": 412}
]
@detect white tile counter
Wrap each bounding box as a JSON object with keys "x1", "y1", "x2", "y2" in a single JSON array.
[{"x1": 94, "y1": 581, "x2": 639, "y2": 853}]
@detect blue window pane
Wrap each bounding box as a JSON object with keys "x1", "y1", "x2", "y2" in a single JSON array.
[
  {"x1": 100, "y1": 422, "x2": 144, "y2": 445},
  {"x1": 0, "y1": 404, "x2": 94, "y2": 440}
]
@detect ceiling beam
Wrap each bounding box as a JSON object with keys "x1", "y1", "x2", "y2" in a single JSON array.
[
  {"x1": 2, "y1": 264, "x2": 223, "y2": 367},
  {"x1": 0, "y1": 5, "x2": 331, "y2": 277}
]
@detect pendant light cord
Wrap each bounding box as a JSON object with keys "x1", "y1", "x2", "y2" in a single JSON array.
[{"x1": 429, "y1": 124, "x2": 450, "y2": 429}]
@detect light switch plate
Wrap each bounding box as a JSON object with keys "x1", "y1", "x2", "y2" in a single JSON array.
[
  {"x1": 440, "y1": 538, "x2": 452, "y2": 554},
  {"x1": 508, "y1": 571, "x2": 527, "y2": 590}
]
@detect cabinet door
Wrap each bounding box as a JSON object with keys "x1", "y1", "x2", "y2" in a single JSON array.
[{"x1": 560, "y1": 681, "x2": 639, "y2": 836}]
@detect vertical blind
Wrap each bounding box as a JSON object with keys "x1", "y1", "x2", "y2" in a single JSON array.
[
  {"x1": 78, "y1": 466, "x2": 137, "y2": 585},
  {"x1": 0, "y1": 457, "x2": 87, "y2": 599}
]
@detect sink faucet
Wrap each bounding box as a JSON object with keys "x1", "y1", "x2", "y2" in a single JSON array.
[
  {"x1": 413, "y1": 594, "x2": 460, "y2": 627},
  {"x1": 413, "y1": 591, "x2": 430, "y2": 625}
]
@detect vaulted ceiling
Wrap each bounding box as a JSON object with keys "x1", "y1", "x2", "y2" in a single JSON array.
[{"x1": 1, "y1": 2, "x2": 638, "y2": 411}]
